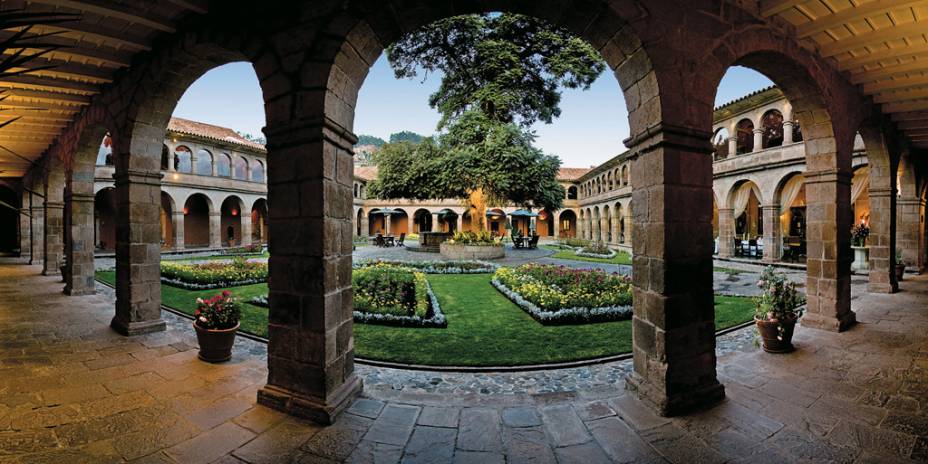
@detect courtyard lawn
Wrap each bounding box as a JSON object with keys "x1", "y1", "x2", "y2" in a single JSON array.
[
  {"x1": 542, "y1": 245, "x2": 633, "y2": 265},
  {"x1": 94, "y1": 271, "x2": 755, "y2": 366}
]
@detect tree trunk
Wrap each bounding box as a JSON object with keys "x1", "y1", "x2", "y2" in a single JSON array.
[{"x1": 468, "y1": 188, "x2": 487, "y2": 232}]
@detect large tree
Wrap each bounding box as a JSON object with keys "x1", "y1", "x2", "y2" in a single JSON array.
[{"x1": 368, "y1": 13, "x2": 605, "y2": 231}]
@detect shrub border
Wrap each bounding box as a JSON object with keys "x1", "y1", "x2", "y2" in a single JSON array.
[
  {"x1": 491, "y1": 279, "x2": 632, "y2": 325},
  {"x1": 250, "y1": 281, "x2": 448, "y2": 328},
  {"x1": 575, "y1": 247, "x2": 617, "y2": 259},
  {"x1": 353, "y1": 259, "x2": 499, "y2": 274},
  {"x1": 162, "y1": 276, "x2": 266, "y2": 290}
]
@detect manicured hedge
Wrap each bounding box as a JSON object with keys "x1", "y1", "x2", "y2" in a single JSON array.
[
  {"x1": 354, "y1": 259, "x2": 498, "y2": 274},
  {"x1": 492, "y1": 264, "x2": 633, "y2": 325},
  {"x1": 160, "y1": 259, "x2": 267, "y2": 290}
]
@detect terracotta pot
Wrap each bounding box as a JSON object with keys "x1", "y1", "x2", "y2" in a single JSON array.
[
  {"x1": 755, "y1": 316, "x2": 797, "y2": 354},
  {"x1": 895, "y1": 264, "x2": 906, "y2": 281},
  {"x1": 194, "y1": 322, "x2": 239, "y2": 363}
]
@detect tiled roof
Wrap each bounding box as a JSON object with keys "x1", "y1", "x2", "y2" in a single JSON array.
[
  {"x1": 354, "y1": 165, "x2": 379, "y2": 181},
  {"x1": 557, "y1": 167, "x2": 591, "y2": 181},
  {"x1": 167, "y1": 117, "x2": 266, "y2": 152}
]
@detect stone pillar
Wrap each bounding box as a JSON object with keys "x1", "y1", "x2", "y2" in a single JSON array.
[
  {"x1": 868, "y1": 187, "x2": 897, "y2": 293},
  {"x1": 209, "y1": 212, "x2": 222, "y2": 248},
  {"x1": 43, "y1": 201, "x2": 64, "y2": 276},
  {"x1": 612, "y1": 216, "x2": 620, "y2": 245},
  {"x1": 455, "y1": 214, "x2": 462, "y2": 232},
  {"x1": 752, "y1": 128, "x2": 764, "y2": 153},
  {"x1": 257, "y1": 121, "x2": 362, "y2": 425},
  {"x1": 112, "y1": 170, "x2": 166, "y2": 336},
  {"x1": 172, "y1": 211, "x2": 185, "y2": 250},
  {"x1": 897, "y1": 197, "x2": 921, "y2": 271},
  {"x1": 593, "y1": 216, "x2": 601, "y2": 243},
  {"x1": 762, "y1": 205, "x2": 781, "y2": 262},
  {"x1": 624, "y1": 126, "x2": 724, "y2": 416},
  {"x1": 717, "y1": 208, "x2": 735, "y2": 258},
  {"x1": 19, "y1": 204, "x2": 30, "y2": 258},
  {"x1": 241, "y1": 217, "x2": 253, "y2": 247},
  {"x1": 625, "y1": 209, "x2": 633, "y2": 245},
  {"x1": 728, "y1": 137, "x2": 737, "y2": 156},
  {"x1": 802, "y1": 169, "x2": 855, "y2": 332},
  {"x1": 64, "y1": 191, "x2": 96, "y2": 295},
  {"x1": 361, "y1": 212, "x2": 370, "y2": 236},
  {"x1": 783, "y1": 121, "x2": 794, "y2": 144},
  {"x1": 385, "y1": 215, "x2": 392, "y2": 235},
  {"x1": 30, "y1": 194, "x2": 44, "y2": 264},
  {"x1": 601, "y1": 216, "x2": 609, "y2": 243}
]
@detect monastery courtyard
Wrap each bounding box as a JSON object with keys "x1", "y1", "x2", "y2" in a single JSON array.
[{"x1": 0, "y1": 248, "x2": 925, "y2": 463}]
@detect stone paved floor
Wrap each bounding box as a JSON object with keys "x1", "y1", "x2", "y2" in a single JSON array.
[{"x1": 2, "y1": 264, "x2": 926, "y2": 463}]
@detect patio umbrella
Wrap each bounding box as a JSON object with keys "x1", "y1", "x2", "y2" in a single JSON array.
[{"x1": 509, "y1": 209, "x2": 538, "y2": 217}]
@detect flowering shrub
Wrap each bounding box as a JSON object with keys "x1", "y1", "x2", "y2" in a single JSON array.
[
  {"x1": 350, "y1": 263, "x2": 446, "y2": 327},
  {"x1": 493, "y1": 264, "x2": 633, "y2": 324},
  {"x1": 754, "y1": 266, "x2": 805, "y2": 324},
  {"x1": 576, "y1": 241, "x2": 616, "y2": 258},
  {"x1": 220, "y1": 243, "x2": 266, "y2": 255},
  {"x1": 194, "y1": 290, "x2": 241, "y2": 330},
  {"x1": 161, "y1": 259, "x2": 268, "y2": 289},
  {"x1": 447, "y1": 230, "x2": 501, "y2": 246},
  {"x1": 354, "y1": 259, "x2": 498, "y2": 274},
  {"x1": 558, "y1": 237, "x2": 590, "y2": 248},
  {"x1": 851, "y1": 223, "x2": 869, "y2": 246}
]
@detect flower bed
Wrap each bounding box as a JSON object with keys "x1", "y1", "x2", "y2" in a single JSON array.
[
  {"x1": 492, "y1": 264, "x2": 633, "y2": 324},
  {"x1": 576, "y1": 241, "x2": 616, "y2": 259},
  {"x1": 253, "y1": 264, "x2": 446, "y2": 328},
  {"x1": 161, "y1": 258, "x2": 268, "y2": 290},
  {"x1": 219, "y1": 243, "x2": 266, "y2": 255},
  {"x1": 354, "y1": 259, "x2": 498, "y2": 274}
]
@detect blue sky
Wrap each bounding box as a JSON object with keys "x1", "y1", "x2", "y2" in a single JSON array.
[{"x1": 173, "y1": 58, "x2": 773, "y2": 168}]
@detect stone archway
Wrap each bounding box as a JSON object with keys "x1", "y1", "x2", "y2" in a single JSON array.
[
  {"x1": 221, "y1": 195, "x2": 245, "y2": 247},
  {"x1": 94, "y1": 188, "x2": 116, "y2": 252},
  {"x1": 183, "y1": 194, "x2": 212, "y2": 248},
  {"x1": 252, "y1": 198, "x2": 269, "y2": 244}
]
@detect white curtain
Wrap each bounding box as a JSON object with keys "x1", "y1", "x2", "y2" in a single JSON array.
[
  {"x1": 779, "y1": 175, "x2": 804, "y2": 215},
  {"x1": 732, "y1": 183, "x2": 761, "y2": 218},
  {"x1": 851, "y1": 167, "x2": 869, "y2": 204}
]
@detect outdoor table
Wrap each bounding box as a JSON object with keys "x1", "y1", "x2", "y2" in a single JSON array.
[{"x1": 384, "y1": 236, "x2": 395, "y2": 247}]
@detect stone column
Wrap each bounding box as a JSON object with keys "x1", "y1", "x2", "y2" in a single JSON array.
[
  {"x1": 172, "y1": 211, "x2": 185, "y2": 250},
  {"x1": 897, "y1": 197, "x2": 921, "y2": 271},
  {"x1": 717, "y1": 208, "x2": 735, "y2": 257},
  {"x1": 455, "y1": 214, "x2": 462, "y2": 232},
  {"x1": 868, "y1": 187, "x2": 897, "y2": 293},
  {"x1": 361, "y1": 212, "x2": 370, "y2": 236},
  {"x1": 592, "y1": 216, "x2": 601, "y2": 243},
  {"x1": 727, "y1": 137, "x2": 737, "y2": 156},
  {"x1": 112, "y1": 170, "x2": 166, "y2": 336},
  {"x1": 601, "y1": 216, "x2": 609, "y2": 243},
  {"x1": 43, "y1": 201, "x2": 64, "y2": 276},
  {"x1": 624, "y1": 209, "x2": 633, "y2": 245},
  {"x1": 19, "y1": 204, "x2": 30, "y2": 258},
  {"x1": 783, "y1": 121, "x2": 794, "y2": 144},
  {"x1": 30, "y1": 194, "x2": 44, "y2": 264},
  {"x1": 762, "y1": 205, "x2": 781, "y2": 263},
  {"x1": 257, "y1": 120, "x2": 362, "y2": 425},
  {"x1": 64, "y1": 191, "x2": 96, "y2": 295},
  {"x1": 802, "y1": 169, "x2": 855, "y2": 332},
  {"x1": 385, "y1": 215, "x2": 392, "y2": 235},
  {"x1": 752, "y1": 128, "x2": 764, "y2": 153},
  {"x1": 241, "y1": 217, "x2": 253, "y2": 247},
  {"x1": 209, "y1": 212, "x2": 222, "y2": 248},
  {"x1": 624, "y1": 126, "x2": 724, "y2": 416},
  {"x1": 611, "y1": 216, "x2": 620, "y2": 246}
]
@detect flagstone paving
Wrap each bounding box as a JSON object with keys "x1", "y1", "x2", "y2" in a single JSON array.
[{"x1": 1, "y1": 263, "x2": 926, "y2": 463}]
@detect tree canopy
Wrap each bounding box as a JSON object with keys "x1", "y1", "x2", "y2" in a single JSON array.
[
  {"x1": 387, "y1": 13, "x2": 605, "y2": 128},
  {"x1": 388, "y1": 131, "x2": 425, "y2": 144},
  {"x1": 356, "y1": 134, "x2": 386, "y2": 147}
]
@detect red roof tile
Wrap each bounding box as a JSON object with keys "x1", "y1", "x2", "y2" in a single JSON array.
[
  {"x1": 168, "y1": 117, "x2": 266, "y2": 152},
  {"x1": 557, "y1": 167, "x2": 591, "y2": 181}
]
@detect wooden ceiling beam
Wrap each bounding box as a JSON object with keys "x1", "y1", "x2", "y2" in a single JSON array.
[
  {"x1": 0, "y1": 100, "x2": 83, "y2": 113},
  {"x1": 0, "y1": 31, "x2": 132, "y2": 67},
  {"x1": 897, "y1": 120, "x2": 928, "y2": 130},
  {"x1": 819, "y1": 21, "x2": 928, "y2": 58},
  {"x1": 760, "y1": 0, "x2": 808, "y2": 18},
  {"x1": 796, "y1": 1, "x2": 928, "y2": 39},
  {"x1": 838, "y1": 42, "x2": 928, "y2": 71},
  {"x1": 162, "y1": 0, "x2": 207, "y2": 14},
  {"x1": 0, "y1": 111, "x2": 75, "y2": 122},
  {"x1": 873, "y1": 87, "x2": 928, "y2": 104},
  {"x1": 891, "y1": 111, "x2": 928, "y2": 121},
  {"x1": 30, "y1": 23, "x2": 150, "y2": 52},
  {"x1": 849, "y1": 55, "x2": 928, "y2": 84},
  {"x1": 883, "y1": 100, "x2": 928, "y2": 113},
  {"x1": 863, "y1": 74, "x2": 928, "y2": 93},
  {"x1": 8, "y1": 56, "x2": 113, "y2": 82},
  {"x1": 1, "y1": 88, "x2": 91, "y2": 105},
  {"x1": 1, "y1": 74, "x2": 99, "y2": 94},
  {"x1": 27, "y1": 0, "x2": 176, "y2": 33}
]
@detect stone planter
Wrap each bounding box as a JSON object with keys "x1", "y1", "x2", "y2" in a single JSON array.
[
  {"x1": 895, "y1": 263, "x2": 906, "y2": 281},
  {"x1": 851, "y1": 246, "x2": 869, "y2": 272},
  {"x1": 755, "y1": 316, "x2": 797, "y2": 353},
  {"x1": 194, "y1": 322, "x2": 239, "y2": 363},
  {"x1": 439, "y1": 242, "x2": 504, "y2": 260}
]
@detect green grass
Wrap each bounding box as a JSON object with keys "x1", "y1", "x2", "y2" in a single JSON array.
[
  {"x1": 714, "y1": 267, "x2": 745, "y2": 275},
  {"x1": 542, "y1": 245, "x2": 633, "y2": 265},
  {"x1": 165, "y1": 251, "x2": 269, "y2": 263},
  {"x1": 95, "y1": 271, "x2": 755, "y2": 366}
]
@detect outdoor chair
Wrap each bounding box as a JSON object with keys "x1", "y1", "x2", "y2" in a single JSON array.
[
  {"x1": 528, "y1": 235, "x2": 539, "y2": 250},
  {"x1": 512, "y1": 233, "x2": 523, "y2": 249},
  {"x1": 748, "y1": 239, "x2": 758, "y2": 257},
  {"x1": 733, "y1": 238, "x2": 743, "y2": 257},
  {"x1": 375, "y1": 234, "x2": 385, "y2": 247},
  {"x1": 397, "y1": 233, "x2": 406, "y2": 247}
]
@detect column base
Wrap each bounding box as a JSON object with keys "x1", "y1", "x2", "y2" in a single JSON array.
[
  {"x1": 64, "y1": 287, "x2": 96, "y2": 296},
  {"x1": 867, "y1": 282, "x2": 898, "y2": 294},
  {"x1": 110, "y1": 316, "x2": 166, "y2": 336},
  {"x1": 41, "y1": 269, "x2": 60, "y2": 276},
  {"x1": 801, "y1": 310, "x2": 856, "y2": 332},
  {"x1": 625, "y1": 372, "x2": 725, "y2": 417},
  {"x1": 257, "y1": 375, "x2": 362, "y2": 425}
]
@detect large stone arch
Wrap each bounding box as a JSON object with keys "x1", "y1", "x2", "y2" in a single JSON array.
[
  {"x1": 183, "y1": 193, "x2": 214, "y2": 249},
  {"x1": 220, "y1": 195, "x2": 247, "y2": 247}
]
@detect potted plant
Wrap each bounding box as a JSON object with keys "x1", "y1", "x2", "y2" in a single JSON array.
[
  {"x1": 754, "y1": 266, "x2": 805, "y2": 353},
  {"x1": 193, "y1": 290, "x2": 241, "y2": 363},
  {"x1": 850, "y1": 223, "x2": 870, "y2": 272},
  {"x1": 895, "y1": 249, "x2": 906, "y2": 281}
]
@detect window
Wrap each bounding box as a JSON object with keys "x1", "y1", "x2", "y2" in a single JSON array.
[
  {"x1": 174, "y1": 146, "x2": 192, "y2": 172},
  {"x1": 251, "y1": 160, "x2": 265, "y2": 182},
  {"x1": 761, "y1": 110, "x2": 784, "y2": 148},
  {"x1": 735, "y1": 119, "x2": 754, "y2": 154},
  {"x1": 196, "y1": 149, "x2": 213, "y2": 175},
  {"x1": 96, "y1": 134, "x2": 113, "y2": 166},
  {"x1": 567, "y1": 186, "x2": 578, "y2": 200},
  {"x1": 217, "y1": 153, "x2": 232, "y2": 177},
  {"x1": 234, "y1": 156, "x2": 248, "y2": 180}
]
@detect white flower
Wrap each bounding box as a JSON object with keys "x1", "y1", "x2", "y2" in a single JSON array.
[{"x1": 198, "y1": 316, "x2": 207, "y2": 323}]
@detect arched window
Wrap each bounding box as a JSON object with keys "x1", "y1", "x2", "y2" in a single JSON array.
[
  {"x1": 96, "y1": 134, "x2": 113, "y2": 166},
  {"x1": 761, "y1": 110, "x2": 784, "y2": 148},
  {"x1": 196, "y1": 149, "x2": 213, "y2": 175},
  {"x1": 217, "y1": 153, "x2": 232, "y2": 177},
  {"x1": 735, "y1": 119, "x2": 754, "y2": 154},
  {"x1": 251, "y1": 160, "x2": 265, "y2": 182},
  {"x1": 234, "y1": 156, "x2": 248, "y2": 180},
  {"x1": 712, "y1": 128, "x2": 730, "y2": 158},
  {"x1": 622, "y1": 165, "x2": 629, "y2": 186},
  {"x1": 567, "y1": 186, "x2": 578, "y2": 200},
  {"x1": 161, "y1": 144, "x2": 169, "y2": 170},
  {"x1": 174, "y1": 146, "x2": 193, "y2": 173},
  {"x1": 792, "y1": 121, "x2": 803, "y2": 143}
]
